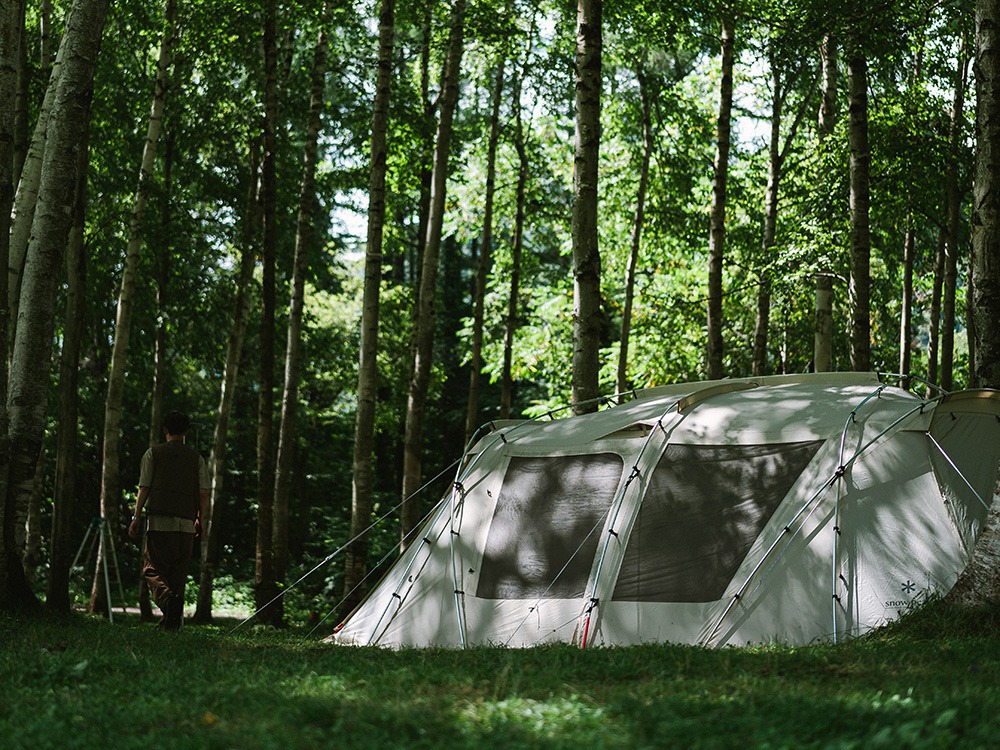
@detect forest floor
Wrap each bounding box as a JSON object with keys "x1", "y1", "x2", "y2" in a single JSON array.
[{"x1": 2, "y1": 600, "x2": 999, "y2": 749}]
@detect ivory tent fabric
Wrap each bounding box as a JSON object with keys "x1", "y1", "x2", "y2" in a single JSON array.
[{"x1": 329, "y1": 373, "x2": 1000, "y2": 649}]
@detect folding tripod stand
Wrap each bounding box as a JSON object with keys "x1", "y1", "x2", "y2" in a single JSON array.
[{"x1": 70, "y1": 516, "x2": 128, "y2": 622}]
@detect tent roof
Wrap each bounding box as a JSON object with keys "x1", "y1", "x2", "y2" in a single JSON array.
[{"x1": 482, "y1": 372, "x2": 927, "y2": 451}]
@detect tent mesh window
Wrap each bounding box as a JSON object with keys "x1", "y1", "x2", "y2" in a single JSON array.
[
  {"x1": 476, "y1": 453, "x2": 624, "y2": 600},
  {"x1": 613, "y1": 440, "x2": 823, "y2": 603}
]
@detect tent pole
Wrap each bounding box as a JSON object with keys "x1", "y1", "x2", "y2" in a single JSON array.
[
  {"x1": 703, "y1": 395, "x2": 940, "y2": 647},
  {"x1": 580, "y1": 401, "x2": 687, "y2": 647}
]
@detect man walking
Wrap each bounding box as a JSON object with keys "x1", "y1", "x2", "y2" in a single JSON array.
[{"x1": 128, "y1": 411, "x2": 209, "y2": 630}]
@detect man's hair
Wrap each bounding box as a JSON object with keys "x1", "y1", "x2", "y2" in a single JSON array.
[{"x1": 162, "y1": 411, "x2": 191, "y2": 436}]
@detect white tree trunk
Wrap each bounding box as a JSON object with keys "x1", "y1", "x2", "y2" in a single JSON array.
[
  {"x1": 92, "y1": 0, "x2": 175, "y2": 612},
  {"x1": 3, "y1": 0, "x2": 111, "y2": 610},
  {"x1": 571, "y1": 0, "x2": 603, "y2": 412}
]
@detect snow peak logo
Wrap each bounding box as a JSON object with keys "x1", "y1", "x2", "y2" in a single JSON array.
[{"x1": 885, "y1": 580, "x2": 919, "y2": 609}]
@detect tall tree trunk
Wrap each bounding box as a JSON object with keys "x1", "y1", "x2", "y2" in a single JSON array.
[
  {"x1": 412, "y1": 1, "x2": 435, "y2": 286},
  {"x1": 1, "y1": 0, "x2": 19, "y2": 597},
  {"x1": 465, "y1": 57, "x2": 503, "y2": 443},
  {"x1": 148, "y1": 130, "x2": 174, "y2": 448},
  {"x1": 928, "y1": 229, "x2": 946, "y2": 388},
  {"x1": 91, "y1": 0, "x2": 175, "y2": 614},
  {"x1": 814, "y1": 275, "x2": 834, "y2": 373},
  {"x1": 11, "y1": 0, "x2": 27, "y2": 185},
  {"x1": 137, "y1": 126, "x2": 174, "y2": 622},
  {"x1": 2, "y1": 0, "x2": 111, "y2": 612},
  {"x1": 846, "y1": 33, "x2": 871, "y2": 372},
  {"x1": 948, "y1": 0, "x2": 1000, "y2": 605},
  {"x1": 1, "y1": 0, "x2": 19, "y2": 297},
  {"x1": 400, "y1": 0, "x2": 465, "y2": 549},
  {"x1": 814, "y1": 34, "x2": 837, "y2": 372},
  {"x1": 940, "y1": 35, "x2": 970, "y2": 391},
  {"x1": 900, "y1": 215, "x2": 915, "y2": 376},
  {"x1": 39, "y1": 0, "x2": 51, "y2": 77},
  {"x1": 753, "y1": 64, "x2": 782, "y2": 377},
  {"x1": 8, "y1": 20, "x2": 66, "y2": 326},
  {"x1": 341, "y1": 0, "x2": 395, "y2": 618},
  {"x1": 753, "y1": 51, "x2": 812, "y2": 377},
  {"x1": 571, "y1": 0, "x2": 603, "y2": 413},
  {"x1": 193, "y1": 140, "x2": 260, "y2": 625},
  {"x1": 899, "y1": 35, "x2": 927, "y2": 382},
  {"x1": 254, "y1": 0, "x2": 280, "y2": 621},
  {"x1": 272, "y1": 0, "x2": 333, "y2": 626},
  {"x1": 617, "y1": 56, "x2": 651, "y2": 398},
  {"x1": 12, "y1": 0, "x2": 31, "y2": 187},
  {"x1": 706, "y1": 9, "x2": 734, "y2": 381},
  {"x1": 21, "y1": 445, "x2": 43, "y2": 585},
  {"x1": 972, "y1": 0, "x2": 1000, "y2": 391},
  {"x1": 501, "y1": 33, "x2": 533, "y2": 421},
  {"x1": 47, "y1": 131, "x2": 88, "y2": 612}
]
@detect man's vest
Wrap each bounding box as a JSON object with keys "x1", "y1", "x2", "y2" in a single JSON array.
[{"x1": 146, "y1": 441, "x2": 201, "y2": 519}]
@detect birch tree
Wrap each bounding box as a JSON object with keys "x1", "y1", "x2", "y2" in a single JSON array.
[
  {"x1": 940, "y1": 33, "x2": 970, "y2": 392},
  {"x1": 91, "y1": 0, "x2": 176, "y2": 613},
  {"x1": 465, "y1": 56, "x2": 504, "y2": 443},
  {"x1": 571, "y1": 0, "x2": 603, "y2": 413},
  {"x1": 813, "y1": 34, "x2": 837, "y2": 373},
  {"x1": 751, "y1": 42, "x2": 813, "y2": 377},
  {"x1": 193, "y1": 140, "x2": 259, "y2": 624},
  {"x1": 617, "y1": 54, "x2": 652, "y2": 397},
  {"x1": 846, "y1": 27, "x2": 871, "y2": 372},
  {"x1": 0, "y1": 0, "x2": 19, "y2": 606},
  {"x1": 8, "y1": 20, "x2": 64, "y2": 326},
  {"x1": 342, "y1": 0, "x2": 395, "y2": 616},
  {"x1": 255, "y1": 0, "x2": 280, "y2": 621},
  {"x1": 948, "y1": 0, "x2": 1000, "y2": 604},
  {"x1": 47, "y1": 136, "x2": 88, "y2": 612},
  {"x1": 400, "y1": 0, "x2": 465, "y2": 548},
  {"x1": 2, "y1": 0, "x2": 111, "y2": 611},
  {"x1": 706, "y1": 8, "x2": 735, "y2": 381},
  {"x1": 502, "y1": 36, "x2": 532, "y2": 420},
  {"x1": 272, "y1": 0, "x2": 334, "y2": 625}
]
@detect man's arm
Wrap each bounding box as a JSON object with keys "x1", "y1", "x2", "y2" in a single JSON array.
[{"x1": 128, "y1": 486, "x2": 150, "y2": 541}]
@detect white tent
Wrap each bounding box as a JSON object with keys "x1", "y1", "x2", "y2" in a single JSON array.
[{"x1": 329, "y1": 372, "x2": 1000, "y2": 648}]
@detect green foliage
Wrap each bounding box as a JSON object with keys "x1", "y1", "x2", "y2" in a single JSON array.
[
  {"x1": 2, "y1": 601, "x2": 1000, "y2": 748},
  {"x1": 18, "y1": 0, "x2": 978, "y2": 619}
]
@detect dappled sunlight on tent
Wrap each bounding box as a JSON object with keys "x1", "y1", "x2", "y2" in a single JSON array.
[{"x1": 328, "y1": 373, "x2": 1000, "y2": 649}]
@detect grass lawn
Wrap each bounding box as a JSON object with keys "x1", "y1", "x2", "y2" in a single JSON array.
[{"x1": 1, "y1": 601, "x2": 999, "y2": 749}]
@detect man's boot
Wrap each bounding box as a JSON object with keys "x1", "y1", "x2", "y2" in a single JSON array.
[{"x1": 164, "y1": 594, "x2": 183, "y2": 631}]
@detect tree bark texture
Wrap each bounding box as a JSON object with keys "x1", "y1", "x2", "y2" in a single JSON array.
[
  {"x1": 941, "y1": 36, "x2": 970, "y2": 392},
  {"x1": 947, "y1": 0, "x2": 1000, "y2": 607},
  {"x1": 8, "y1": 15, "x2": 65, "y2": 322},
  {"x1": 752, "y1": 65, "x2": 782, "y2": 377},
  {"x1": 148, "y1": 131, "x2": 173, "y2": 449},
  {"x1": 1, "y1": 0, "x2": 19, "y2": 334},
  {"x1": 92, "y1": 0, "x2": 175, "y2": 613},
  {"x1": 571, "y1": 0, "x2": 603, "y2": 413},
  {"x1": 973, "y1": 0, "x2": 1000, "y2": 391},
  {"x1": 847, "y1": 36, "x2": 871, "y2": 372},
  {"x1": 400, "y1": 0, "x2": 465, "y2": 550},
  {"x1": 3, "y1": 0, "x2": 110, "y2": 611},
  {"x1": 814, "y1": 34, "x2": 837, "y2": 371},
  {"x1": 617, "y1": 57, "x2": 651, "y2": 398},
  {"x1": 900, "y1": 215, "x2": 915, "y2": 377},
  {"x1": 342, "y1": 0, "x2": 395, "y2": 619},
  {"x1": 706, "y1": 10, "x2": 734, "y2": 381},
  {"x1": 255, "y1": 0, "x2": 280, "y2": 621},
  {"x1": 465, "y1": 57, "x2": 503, "y2": 444},
  {"x1": 48, "y1": 133, "x2": 88, "y2": 612},
  {"x1": 273, "y1": 0, "x2": 333, "y2": 624},
  {"x1": 753, "y1": 51, "x2": 812, "y2": 377},
  {"x1": 502, "y1": 40, "x2": 531, "y2": 421},
  {"x1": 194, "y1": 141, "x2": 259, "y2": 624}
]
